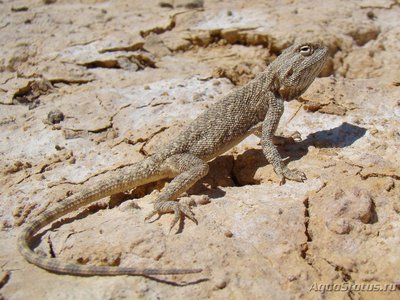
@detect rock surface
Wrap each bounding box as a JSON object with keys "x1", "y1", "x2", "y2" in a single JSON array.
[{"x1": 1, "y1": 0, "x2": 400, "y2": 299}]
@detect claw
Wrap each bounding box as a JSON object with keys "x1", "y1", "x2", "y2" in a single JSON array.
[
  {"x1": 289, "y1": 131, "x2": 302, "y2": 142},
  {"x1": 144, "y1": 210, "x2": 163, "y2": 223},
  {"x1": 169, "y1": 209, "x2": 180, "y2": 233},
  {"x1": 180, "y1": 205, "x2": 198, "y2": 225},
  {"x1": 144, "y1": 210, "x2": 157, "y2": 222},
  {"x1": 147, "y1": 201, "x2": 198, "y2": 231},
  {"x1": 280, "y1": 167, "x2": 307, "y2": 183}
]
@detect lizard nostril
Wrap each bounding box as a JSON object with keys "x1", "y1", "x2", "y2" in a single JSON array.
[{"x1": 286, "y1": 68, "x2": 293, "y2": 77}]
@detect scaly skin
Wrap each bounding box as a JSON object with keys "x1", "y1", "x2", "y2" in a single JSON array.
[{"x1": 18, "y1": 41, "x2": 328, "y2": 276}]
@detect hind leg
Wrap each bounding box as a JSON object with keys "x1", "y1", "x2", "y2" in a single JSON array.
[{"x1": 145, "y1": 154, "x2": 209, "y2": 231}]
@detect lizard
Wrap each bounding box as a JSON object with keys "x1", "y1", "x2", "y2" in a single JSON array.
[{"x1": 18, "y1": 41, "x2": 329, "y2": 276}]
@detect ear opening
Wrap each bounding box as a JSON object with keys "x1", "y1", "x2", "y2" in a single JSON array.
[{"x1": 286, "y1": 68, "x2": 293, "y2": 78}]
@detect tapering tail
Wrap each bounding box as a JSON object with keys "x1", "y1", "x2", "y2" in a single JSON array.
[{"x1": 17, "y1": 157, "x2": 202, "y2": 276}]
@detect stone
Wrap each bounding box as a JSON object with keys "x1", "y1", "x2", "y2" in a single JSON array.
[{"x1": 0, "y1": 0, "x2": 399, "y2": 299}]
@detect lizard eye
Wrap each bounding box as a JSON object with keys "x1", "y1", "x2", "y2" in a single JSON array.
[{"x1": 299, "y1": 45, "x2": 313, "y2": 56}]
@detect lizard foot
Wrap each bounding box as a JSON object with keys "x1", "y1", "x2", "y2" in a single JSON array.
[
  {"x1": 289, "y1": 131, "x2": 302, "y2": 142},
  {"x1": 272, "y1": 131, "x2": 302, "y2": 145},
  {"x1": 144, "y1": 201, "x2": 198, "y2": 231},
  {"x1": 279, "y1": 168, "x2": 307, "y2": 185}
]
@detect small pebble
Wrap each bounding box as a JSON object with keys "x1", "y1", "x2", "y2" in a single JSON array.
[
  {"x1": 215, "y1": 279, "x2": 227, "y2": 289},
  {"x1": 212, "y1": 79, "x2": 221, "y2": 86},
  {"x1": 369, "y1": 128, "x2": 378, "y2": 135},
  {"x1": 224, "y1": 230, "x2": 233, "y2": 238},
  {"x1": 288, "y1": 275, "x2": 298, "y2": 281},
  {"x1": 366, "y1": 11, "x2": 376, "y2": 20},
  {"x1": 47, "y1": 109, "x2": 64, "y2": 124}
]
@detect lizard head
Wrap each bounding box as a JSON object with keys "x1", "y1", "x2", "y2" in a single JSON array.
[{"x1": 272, "y1": 41, "x2": 329, "y2": 100}]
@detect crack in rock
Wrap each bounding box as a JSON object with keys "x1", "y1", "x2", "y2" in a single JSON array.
[
  {"x1": 47, "y1": 235, "x2": 56, "y2": 258},
  {"x1": 138, "y1": 127, "x2": 169, "y2": 156},
  {"x1": 0, "y1": 271, "x2": 11, "y2": 289},
  {"x1": 298, "y1": 96, "x2": 348, "y2": 116},
  {"x1": 187, "y1": 27, "x2": 270, "y2": 49},
  {"x1": 99, "y1": 42, "x2": 145, "y2": 53},
  {"x1": 139, "y1": 11, "x2": 184, "y2": 38},
  {"x1": 12, "y1": 78, "x2": 53, "y2": 109},
  {"x1": 300, "y1": 197, "x2": 313, "y2": 263},
  {"x1": 359, "y1": 171, "x2": 400, "y2": 181},
  {"x1": 323, "y1": 258, "x2": 353, "y2": 282}
]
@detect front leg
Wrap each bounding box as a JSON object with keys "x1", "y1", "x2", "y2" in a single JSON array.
[
  {"x1": 252, "y1": 127, "x2": 301, "y2": 145},
  {"x1": 261, "y1": 96, "x2": 306, "y2": 184}
]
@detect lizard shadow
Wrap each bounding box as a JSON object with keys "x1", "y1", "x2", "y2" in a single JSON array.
[
  {"x1": 30, "y1": 209, "x2": 211, "y2": 284},
  {"x1": 143, "y1": 275, "x2": 209, "y2": 286},
  {"x1": 198, "y1": 122, "x2": 367, "y2": 190},
  {"x1": 234, "y1": 122, "x2": 367, "y2": 182},
  {"x1": 280, "y1": 121, "x2": 367, "y2": 163}
]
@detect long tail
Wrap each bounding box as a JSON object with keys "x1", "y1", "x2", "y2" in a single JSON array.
[{"x1": 17, "y1": 157, "x2": 202, "y2": 276}]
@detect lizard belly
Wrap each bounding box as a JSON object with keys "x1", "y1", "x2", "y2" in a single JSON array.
[{"x1": 196, "y1": 130, "x2": 253, "y2": 161}]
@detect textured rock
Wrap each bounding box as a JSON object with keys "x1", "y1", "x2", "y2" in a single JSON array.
[{"x1": 1, "y1": 0, "x2": 400, "y2": 299}]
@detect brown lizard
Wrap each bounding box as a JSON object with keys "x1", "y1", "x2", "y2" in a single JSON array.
[{"x1": 18, "y1": 41, "x2": 328, "y2": 276}]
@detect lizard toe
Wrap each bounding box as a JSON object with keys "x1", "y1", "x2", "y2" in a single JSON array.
[
  {"x1": 179, "y1": 203, "x2": 198, "y2": 225},
  {"x1": 168, "y1": 202, "x2": 197, "y2": 231},
  {"x1": 282, "y1": 168, "x2": 307, "y2": 183},
  {"x1": 289, "y1": 131, "x2": 302, "y2": 142},
  {"x1": 169, "y1": 208, "x2": 181, "y2": 232},
  {"x1": 147, "y1": 201, "x2": 197, "y2": 230},
  {"x1": 144, "y1": 210, "x2": 159, "y2": 222}
]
